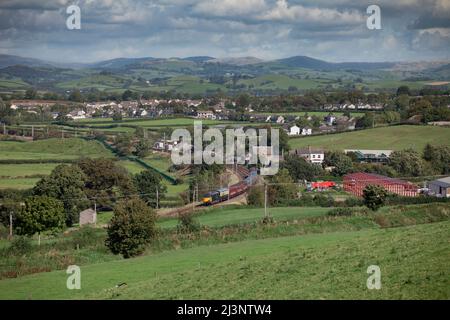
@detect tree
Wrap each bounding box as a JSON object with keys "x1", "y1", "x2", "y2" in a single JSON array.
[
  {"x1": 69, "y1": 90, "x2": 83, "y2": 102},
  {"x1": 423, "y1": 144, "x2": 450, "y2": 175},
  {"x1": 77, "y1": 158, "x2": 136, "y2": 208},
  {"x1": 268, "y1": 168, "x2": 297, "y2": 205},
  {"x1": 282, "y1": 155, "x2": 324, "y2": 181},
  {"x1": 396, "y1": 85, "x2": 410, "y2": 96},
  {"x1": 389, "y1": 149, "x2": 428, "y2": 177},
  {"x1": 115, "y1": 133, "x2": 133, "y2": 156},
  {"x1": 134, "y1": 140, "x2": 151, "y2": 157},
  {"x1": 324, "y1": 151, "x2": 353, "y2": 176},
  {"x1": 247, "y1": 185, "x2": 265, "y2": 206},
  {"x1": 33, "y1": 164, "x2": 89, "y2": 226},
  {"x1": 133, "y1": 170, "x2": 167, "y2": 208},
  {"x1": 363, "y1": 185, "x2": 388, "y2": 211},
  {"x1": 105, "y1": 198, "x2": 157, "y2": 258},
  {"x1": 25, "y1": 88, "x2": 37, "y2": 100},
  {"x1": 356, "y1": 112, "x2": 375, "y2": 128},
  {"x1": 16, "y1": 196, "x2": 65, "y2": 244},
  {"x1": 112, "y1": 112, "x2": 123, "y2": 122}
]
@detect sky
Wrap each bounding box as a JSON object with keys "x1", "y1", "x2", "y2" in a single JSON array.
[{"x1": 0, "y1": 0, "x2": 449, "y2": 63}]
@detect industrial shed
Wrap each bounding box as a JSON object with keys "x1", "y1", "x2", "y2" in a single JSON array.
[{"x1": 343, "y1": 172, "x2": 418, "y2": 197}]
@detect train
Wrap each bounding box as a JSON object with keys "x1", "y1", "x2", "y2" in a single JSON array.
[{"x1": 201, "y1": 168, "x2": 258, "y2": 206}]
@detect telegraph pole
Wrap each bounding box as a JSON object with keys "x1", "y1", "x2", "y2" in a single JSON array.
[
  {"x1": 9, "y1": 212, "x2": 13, "y2": 239},
  {"x1": 264, "y1": 184, "x2": 268, "y2": 218},
  {"x1": 156, "y1": 189, "x2": 159, "y2": 209}
]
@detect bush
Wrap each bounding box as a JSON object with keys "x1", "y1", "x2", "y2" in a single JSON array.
[
  {"x1": 9, "y1": 236, "x2": 32, "y2": 255},
  {"x1": 106, "y1": 198, "x2": 157, "y2": 258},
  {"x1": 363, "y1": 185, "x2": 388, "y2": 211},
  {"x1": 247, "y1": 186, "x2": 265, "y2": 206},
  {"x1": 177, "y1": 212, "x2": 201, "y2": 234},
  {"x1": 327, "y1": 207, "x2": 354, "y2": 216},
  {"x1": 71, "y1": 225, "x2": 98, "y2": 249}
]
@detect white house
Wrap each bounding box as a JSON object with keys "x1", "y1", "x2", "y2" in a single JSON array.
[
  {"x1": 301, "y1": 127, "x2": 312, "y2": 135},
  {"x1": 196, "y1": 110, "x2": 216, "y2": 119},
  {"x1": 284, "y1": 124, "x2": 300, "y2": 136},
  {"x1": 324, "y1": 115, "x2": 336, "y2": 125},
  {"x1": 289, "y1": 147, "x2": 324, "y2": 164}
]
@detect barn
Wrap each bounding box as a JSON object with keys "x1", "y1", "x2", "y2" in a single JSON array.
[{"x1": 343, "y1": 172, "x2": 418, "y2": 197}]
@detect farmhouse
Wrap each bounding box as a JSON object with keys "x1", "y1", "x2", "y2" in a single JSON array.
[
  {"x1": 428, "y1": 177, "x2": 450, "y2": 198},
  {"x1": 289, "y1": 147, "x2": 324, "y2": 164},
  {"x1": 343, "y1": 172, "x2": 418, "y2": 197}
]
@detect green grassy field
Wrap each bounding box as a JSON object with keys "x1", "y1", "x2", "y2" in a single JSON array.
[
  {"x1": 289, "y1": 125, "x2": 450, "y2": 151},
  {"x1": 0, "y1": 219, "x2": 447, "y2": 299},
  {"x1": 0, "y1": 138, "x2": 114, "y2": 160},
  {"x1": 0, "y1": 177, "x2": 40, "y2": 190},
  {"x1": 0, "y1": 163, "x2": 60, "y2": 178},
  {"x1": 159, "y1": 206, "x2": 330, "y2": 229},
  {"x1": 260, "y1": 111, "x2": 365, "y2": 117}
]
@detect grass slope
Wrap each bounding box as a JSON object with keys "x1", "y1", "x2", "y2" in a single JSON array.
[
  {"x1": 0, "y1": 138, "x2": 114, "y2": 160},
  {"x1": 0, "y1": 220, "x2": 448, "y2": 299},
  {"x1": 289, "y1": 125, "x2": 450, "y2": 151}
]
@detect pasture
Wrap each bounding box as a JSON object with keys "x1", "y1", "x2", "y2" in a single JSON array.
[
  {"x1": 0, "y1": 219, "x2": 448, "y2": 299},
  {"x1": 289, "y1": 125, "x2": 450, "y2": 151},
  {"x1": 0, "y1": 138, "x2": 114, "y2": 160}
]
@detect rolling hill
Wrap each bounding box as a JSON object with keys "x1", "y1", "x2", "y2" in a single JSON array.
[{"x1": 0, "y1": 54, "x2": 448, "y2": 94}]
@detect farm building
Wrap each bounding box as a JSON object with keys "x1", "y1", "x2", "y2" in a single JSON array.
[
  {"x1": 343, "y1": 172, "x2": 418, "y2": 197},
  {"x1": 428, "y1": 177, "x2": 450, "y2": 198}
]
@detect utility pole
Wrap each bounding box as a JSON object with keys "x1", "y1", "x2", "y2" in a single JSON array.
[
  {"x1": 3, "y1": 123, "x2": 6, "y2": 135},
  {"x1": 264, "y1": 184, "x2": 268, "y2": 218},
  {"x1": 156, "y1": 189, "x2": 159, "y2": 209},
  {"x1": 9, "y1": 212, "x2": 13, "y2": 239},
  {"x1": 31, "y1": 125, "x2": 34, "y2": 140}
]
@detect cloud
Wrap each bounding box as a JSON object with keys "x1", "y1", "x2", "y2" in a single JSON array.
[{"x1": 0, "y1": 0, "x2": 448, "y2": 62}]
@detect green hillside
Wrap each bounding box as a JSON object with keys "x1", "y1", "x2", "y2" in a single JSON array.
[
  {"x1": 1, "y1": 219, "x2": 448, "y2": 299},
  {"x1": 289, "y1": 125, "x2": 450, "y2": 151}
]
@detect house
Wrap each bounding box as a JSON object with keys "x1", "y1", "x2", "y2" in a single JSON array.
[
  {"x1": 265, "y1": 115, "x2": 284, "y2": 124},
  {"x1": 324, "y1": 115, "x2": 336, "y2": 125},
  {"x1": 428, "y1": 177, "x2": 450, "y2": 197},
  {"x1": 79, "y1": 208, "x2": 97, "y2": 226},
  {"x1": 196, "y1": 110, "x2": 216, "y2": 119},
  {"x1": 345, "y1": 149, "x2": 392, "y2": 163},
  {"x1": 289, "y1": 147, "x2": 324, "y2": 164},
  {"x1": 283, "y1": 124, "x2": 300, "y2": 136},
  {"x1": 300, "y1": 127, "x2": 312, "y2": 135},
  {"x1": 153, "y1": 139, "x2": 179, "y2": 152},
  {"x1": 335, "y1": 116, "x2": 356, "y2": 131}
]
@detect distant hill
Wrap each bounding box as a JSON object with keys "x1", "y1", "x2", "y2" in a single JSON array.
[
  {"x1": 88, "y1": 57, "x2": 158, "y2": 69},
  {"x1": 0, "y1": 54, "x2": 54, "y2": 69},
  {"x1": 182, "y1": 56, "x2": 215, "y2": 63},
  {"x1": 275, "y1": 56, "x2": 394, "y2": 71},
  {"x1": 207, "y1": 57, "x2": 264, "y2": 66}
]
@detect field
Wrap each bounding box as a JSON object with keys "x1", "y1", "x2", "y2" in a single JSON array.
[
  {"x1": 259, "y1": 111, "x2": 365, "y2": 117},
  {"x1": 0, "y1": 163, "x2": 60, "y2": 178},
  {"x1": 158, "y1": 206, "x2": 329, "y2": 229},
  {"x1": 0, "y1": 138, "x2": 114, "y2": 160},
  {"x1": 289, "y1": 125, "x2": 450, "y2": 151},
  {"x1": 0, "y1": 177, "x2": 40, "y2": 190},
  {"x1": 0, "y1": 218, "x2": 448, "y2": 299},
  {"x1": 76, "y1": 117, "x2": 250, "y2": 128}
]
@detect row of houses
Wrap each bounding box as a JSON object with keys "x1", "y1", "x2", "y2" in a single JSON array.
[{"x1": 324, "y1": 103, "x2": 384, "y2": 111}]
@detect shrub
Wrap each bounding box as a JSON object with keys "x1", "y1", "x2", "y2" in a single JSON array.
[
  {"x1": 106, "y1": 198, "x2": 157, "y2": 258},
  {"x1": 9, "y1": 236, "x2": 32, "y2": 255},
  {"x1": 363, "y1": 185, "x2": 388, "y2": 211},
  {"x1": 327, "y1": 207, "x2": 354, "y2": 216},
  {"x1": 71, "y1": 225, "x2": 98, "y2": 249},
  {"x1": 177, "y1": 212, "x2": 201, "y2": 234}
]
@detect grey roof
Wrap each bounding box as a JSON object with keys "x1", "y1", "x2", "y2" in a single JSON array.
[{"x1": 430, "y1": 177, "x2": 450, "y2": 188}]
